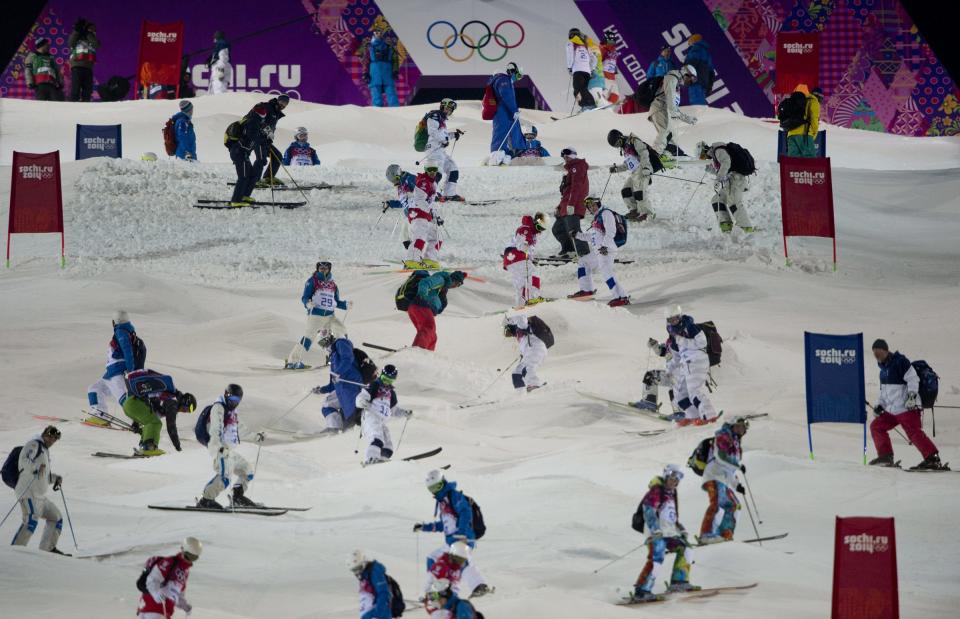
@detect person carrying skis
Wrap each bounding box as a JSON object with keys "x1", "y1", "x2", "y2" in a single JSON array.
[
  {"x1": 225, "y1": 103, "x2": 269, "y2": 206},
  {"x1": 698, "y1": 417, "x2": 748, "y2": 544},
  {"x1": 504, "y1": 314, "x2": 549, "y2": 392},
  {"x1": 348, "y1": 550, "x2": 396, "y2": 619},
  {"x1": 566, "y1": 28, "x2": 597, "y2": 111},
  {"x1": 697, "y1": 141, "x2": 754, "y2": 233},
  {"x1": 355, "y1": 364, "x2": 411, "y2": 465},
  {"x1": 423, "y1": 98, "x2": 464, "y2": 202},
  {"x1": 171, "y1": 100, "x2": 197, "y2": 161},
  {"x1": 282, "y1": 127, "x2": 321, "y2": 166},
  {"x1": 869, "y1": 339, "x2": 944, "y2": 470},
  {"x1": 197, "y1": 384, "x2": 261, "y2": 510},
  {"x1": 87, "y1": 310, "x2": 146, "y2": 426},
  {"x1": 487, "y1": 62, "x2": 525, "y2": 165},
  {"x1": 415, "y1": 470, "x2": 489, "y2": 597},
  {"x1": 569, "y1": 197, "x2": 630, "y2": 306},
  {"x1": 122, "y1": 369, "x2": 197, "y2": 456},
  {"x1": 9, "y1": 425, "x2": 66, "y2": 555},
  {"x1": 648, "y1": 65, "x2": 698, "y2": 168},
  {"x1": 24, "y1": 38, "x2": 64, "y2": 101},
  {"x1": 426, "y1": 579, "x2": 483, "y2": 617},
  {"x1": 660, "y1": 305, "x2": 719, "y2": 424},
  {"x1": 285, "y1": 261, "x2": 351, "y2": 370},
  {"x1": 256, "y1": 95, "x2": 290, "y2": 186},
  {"x1": 206, "y1": 30, "x2": 232, "y2": 95},
  {"x1": 404, "y1": 163, "x2": 444, "y2": 269},
  {"x1": 630, "y1": 464, "x2": 696, "y2": 602},
  {"x1": 599, "y1": 31, "x2": 621, "y2": 104},
  {"x1": 407, "y1": 271, "x2": 467, "y2": 351},
  {"x1": 314, "y1": 337, "x2": 374, "y2": 431},
  {"x1": 553, "y1": 147, "x2": 589, "y2": 260},
  {"x1": 136, "y1": 537, "x2": 201, "y2": 618},
  {"x1": 503, "y1": 212, "x2": 547, "y2": 307},
  {"x1": 607, "y1": 129, "x2": 659, "y2": 222}
]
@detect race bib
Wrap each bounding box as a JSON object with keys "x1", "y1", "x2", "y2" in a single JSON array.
[
  {"x1": 370, "y1": 396, "x2": 392, "y2": 418},
  {"x1": 624, "y1": 154, "x2": 640, "y2": 172}
]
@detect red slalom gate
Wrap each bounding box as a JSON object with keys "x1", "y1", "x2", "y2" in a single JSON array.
[
  {"x1": 779, "y1": 155, "x2": 837, "y2": 269},
  {"x1": 832, "y1": 516, "x2": 899, "y2": 619},
  {"x1": 6, "y1": 151, "x2": 65, "y2": 267}
]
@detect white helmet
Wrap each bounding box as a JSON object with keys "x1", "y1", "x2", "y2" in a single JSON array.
[
  {"x1": 425, "y1": 469, "x2": 445, "y2": 492},
  {"x1": 448, "y1": 541, "x2": 471, "y2": 560},
  {"x1": 140, "y1": 152, "x2": 157, "y2": 162},
  {"x1": 295, "y1": 126, "x2": 308, "y2": 140},
  {"x1": 664, "y1": 305, "x2": 682, "y2": 320},
  {"x1": 347, "y1": 549, "x2": 367, "y2": 573},
  {"x1": 663, "y1": 464, "x2": 684, "y2": 481},
  {"x1": 181, "y1": 536, "x2": 202, "y2": 560},
  {"x1": 681, "y1": 64, "x2": 698, "y2": 81},
  {"x1": 385, "y1": 163, "x2": 402, "y2": 183},
  {"x1": 114, "y1": 310, "x2": 130, "y2": 324}
]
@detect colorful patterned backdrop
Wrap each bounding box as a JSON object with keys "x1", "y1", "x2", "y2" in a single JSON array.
[{"x1": 2, "y1": 8, "x2": 72, "y2": 99}]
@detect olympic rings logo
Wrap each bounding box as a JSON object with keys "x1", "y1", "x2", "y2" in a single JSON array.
[{"x1": 426, "y1": 20, "x2": 525, "y2": 62}]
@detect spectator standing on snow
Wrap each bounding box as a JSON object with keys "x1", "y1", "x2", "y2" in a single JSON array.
[
  {"x1": 171, "y1": 100, "x2": 197, "y2": 161},
  {"x1": 207, "y1": 30, "x2": 232, "y2": 95},
  {"x1": 24, "y1": 38, "x2": 64, "y2": 101},
  {"x1": 683, "y1": 35, "x2": 714, "y2": 105},
  {"x1": 68, "y1": 17, "x2": 98, "y2": 102},
  {"x1": 360, "y1": 25, "x2": 400, "y2": 107}
]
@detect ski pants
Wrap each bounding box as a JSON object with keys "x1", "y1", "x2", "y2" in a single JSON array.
[
  {"x1": 577, "y1": 249, "x2": 627, "y2": 298},
  {"x1": 640, "y1": 368, "x2": 682, "y2": 412},
  {"x1": 506, "y1": 259, "x2": 541, "y2": 306},
  {"x1": 203, "y1": 448, "x2": 252, "y2": 500},
  {"x1": 12, "y1": 495, "x2": 62, "y2": 551},
  {"x1": 513, "y1": 340, "x2": 547, "y2": 390},
  {"x1": 648, "y1": 100, "x2": 673, "y2": 154},
  {"x1": 123, "y1": 396, "x2": 161, "y2": 446},
  {"x1": 871, "y1": 408, "x2": 938, "y2": 459},
  {"x1": 786, "y1": 134, "x2": 818, "y2": 158},
  {"x1": 260, "y1": 144, "x2": 283, "y2": 182},
  {"x1": 700, "y1": 480, "x2": 739, "y2": 538},
  {"x1": 425, "y1": 145, "x2": 459, "y2": 197},
  {"x1": 622, "y1": 171, "x2": 654, "y2": 217},
  {"x1": 676, "y1": 354, "x2": 717, "y2": 420},
  {"x1": 287, "y1": 312, "x2": 346, "y2": 366},
  {"x1": 361, "y1": 410, "x2": 394, "y2": 461},
  {"x1": 35, "y1": 83, "x2": 62, "y2": 101},
  {"x1": 426, "y1": 547, "x2": 487, "y2": 597},
  {"x1": 408, "y1": 304, "x2": 438, "y2": 351},
  {"x1": 369, "y1": 61, "x2": 399, "y2": 107},
  {"x1": 321, "y1": 392, "x2": 344, "y2": 430},
  {"x1": 229, "y1": 146, "x2": 257, "y2": 202},
  {"x1": 70, "y1": 66, "x2": 93, "y2": 102},
  {"x1": 635, "y1": 537, "x2": 692, "y2": 592},
  {"x1": 713, "y1": 173, "x2": 752, "y2": 229},
  {"x1": 208, "y1": 61, "x2": 232, "y2": 95},
  {"x1": 552, "y1": 214, "x2": 585, "y2": 256},
  {"x1": 87, "y1": 373, "x2": 127, "y2": 415},
  {"x1": 490, "y1": 106, "x2": 524, "y2": 155},
  {"x1": 604, "y1": 76, "x2": 620, "y2": 104},
  {"x1": 407, "y1": 219, "x2": 441, "y2": 264},
  {"x1": 572, "y1": 71, "x2": 596, "y2": 109}
]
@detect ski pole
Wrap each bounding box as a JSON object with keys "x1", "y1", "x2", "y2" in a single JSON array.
[
  {"x1": 277, "y1": 156, "x2": 311, "y2": 204},
  {"x1": 678, "y1": 169, "x2": 708, "y2": 220},
  {"x1": 59, "y1": 486, "x2": 79, "y2": 550},
  {"x1": 374, "y1": 203, "x2": 390, "y2": 229},
  {"x1": 652, "y1": 173, "x2": 707, "y2": 185},
  {"x1": 268, "y1": 151, "x2": 277, "y2": 206},
  {"x1": 741, "y1": 486, "x2": 761, "y2": 546},
  {"x1": 865, "y1": 401, "x2": 912, "y2": 445},
  {"x1": 592, "y1": 542, "x2": 645, "y2": 574},
  {"x1": 362, "y1": 342, "x2": 399, "y2": 353},
  {"x1": 353, "y1": 421, "x2": 364, "y2": 454},
  {"x1": 469, "y1": 357, "x2": 520, "y2": 402},
  {"x1": 0, "y1": 476, "x2": 36, "y2": 528},
  {"x1": 495, "y1": 117, "x2": 520, "y2": 154},
  {"x1": 264, "y1": 389, "x2": 313, "y2": 430},
  {"x1": 742, "y1": 470, "x2": 762, "y2": 525},
  {"x1": 252, "y1": 433, "x2": 265, "y2": 479},
  {"x1": 394, "y1": 415, "x2": 411, "y2": 454},
  {"x1": 599, "y1": 169, "x2": 613, "y2": 201}
]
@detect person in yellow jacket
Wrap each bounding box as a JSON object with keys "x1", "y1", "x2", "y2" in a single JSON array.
[{"x1": 785, "y1": 84, "x2": 820, "y2": 157}]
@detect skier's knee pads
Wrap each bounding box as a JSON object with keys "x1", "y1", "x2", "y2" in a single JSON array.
[
  {"x1": 381, "y1": 448, "x2": 394, "y2": 458},
  {"x1": 729, "y1": 204, "x2": 738, "y2": 214},
  {"x1": 512, "y1": 373, "x2": 525, "y2": 389},
  {"x1": 713, "y1": 202, "x2": 728, "y2": 213},
  {"x1": 448, "y1": 170, "x2": 459, "y2": 183},
  {"x1": 577, "y1": 267, "x2": 586, "y2": 278},
  {"x1": 301, "y1": 337, "x2": 312, "y2": 351},
  {"x1": 642, "y1": 370, "x2": 661, "y2": 386},
  {"x1": 677, "y1": 397, "x2": 692, "y2": 410},
  {"x1": 371, "y1": 438, "x2": 384, "y2": 448},
  {"x1": 402, "y1": 241, "x2": 411, "y2": 250},
  {"x1": 633, "y1": 190, "x2": 644, "y2": 202},
  {"x1": 621, "y1": 187, "x2": 632, "y2": 199}
]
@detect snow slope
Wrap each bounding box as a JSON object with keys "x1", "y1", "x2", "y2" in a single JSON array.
[{"x1": 1, "y1": 94, "x2": 959, "y2": 618}]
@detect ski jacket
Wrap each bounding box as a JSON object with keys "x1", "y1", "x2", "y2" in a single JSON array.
[
  {"x1": 328, "y1": 338, "x2": 364, "y2": 421},
  {"x1": 302, "y1": 271, "x2": 348, "y2": 316},
  {"x1": 709, "y1": 144, "x2": 737, "y2": 179},
  {"x1": 580, "y1": 208, "x2": 618, "y2": 251},
  {"x1": 489, "y1": 72, "x2": 519, "y2": 117},
  {"x1": 171, "y1": 111, "x2": 197, "y2": 160},
  {"x1": 421, "y1": 481, "x2": 476, "y2": 546},
  {"x1": 368, "y1": 36, "x2": 395, "y2": 66},
  {"x1": 125, "y1": 369, "x2": 183, "y2": 450},
  {"x1": 207, "y1": 396, "x2": 241, "y2": 454},
  {"x1": 68, "y1": 31, "x2": 98, "y2": 68},
  {"x1": 703, "y1": 423, "x2": 742, "y2": 488},
  {"x1": 600, "y1": 43, "x2": 619, "y2": 79},
  {"x1": 652, "y1": 70, "x2": 696, "y2": 124},
  {"x1": 641, "y1": 476, "x2": 681, "y2": 539},
  {"x1": 566, "y1": 39, "x2": 594, "y2": 73},
  {"x1": 232, "y1": 112, "x2": 267, "y2": 151},
  {"x1": 426, "y1": 109, "x2": 451, "y2": 151},
  {"x1": 24, "y1": 51, "x2": 62, "y2": 87},
  {"x1": 503, "y1": 215, "x2": 539, "y2": 267},
  {"x1": 356, "y1": 379, "x2": 398, "y2": 418},
  {"x1": 613, "y1": 137, "x2": 654, "y2": 176},
  {"x1": 208, "y1": 38, "x2": 231, "y2": 68},
  {"x1": 104, "y1": 322, "x2": 140, "y2": 379},
  {"x1": 14, "y1": 436, "x2": 54, "y2": 501},
  {"x1": 439, "y1": 595, "x2": 480, "y2": 618},
  {"x1": 877, "y1": 351, "x2": 920, "y2": 414},
  {"x1": 647, "y1": 55, "x2": 675, "y2": 79},
  {"x1": 667, "y1": 316, "x2": 708, "y2": 363},
  {"x1": 406, "y1": 173, "x2": 439, "y2": 223},
  {"x1": 260, "y1": 98, "x2": 287, "y2": 134},
  {"x1": 513, "y1": 139, "x2": 550, "y2": 158},
  {"x1": 425, "y1": 552, "x2": 465, "y2": 593},
  {"x1": 557, "y1": 157, "x2": 589, "y2": 218},
  {"x1": 358, "y1": 560, "x2": 391, "y2": 619},
  {"x1": 786, "y1": 95, "x2": 820, "y2": 138},
  {"x1": 137, "y1": 554, "x2": 192, "y2": 617},
  {"x1": 283, "y1": 140, "x2": 320, "y2": 166},
  {"x1": 414, "y1": 271, "x2": 457, "y2": 316},
  {"x1": 384, "y1": 171, "x2": 417, "y2": 212}
]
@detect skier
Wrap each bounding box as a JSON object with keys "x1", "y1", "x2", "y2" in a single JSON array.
[
  {"x1": 224, "y1": 103, "x2": 269, "y2": 206},
  {"x1": 566, "y1": 28, "x2": 597, "y2": 111},
  {"x1": 313, "y1": 337, "x2": 374, "y2": 431},
  {"x1": 630, "y1": 464, "x2": 696, "y2": 602},
  {"x1": 587, "y1": 35, "x2": 608, "y2": 108},
  {"x1": 697, "y1": 141, "x2": 755, "y2": 233},
  {"x1": 784, "y1": 84, "x2": 821, "y2": 158},
  {"x1": 647, "y1": 45, "x2": 676, "y2": 79},
  {"x1": 503, "y1": 213, "x2": 548, "y2": 307},
  {"x1": 683, "y1": 35, "x2": 714, "y2": 105},
  {"x1": 633, "y1": 335, "x2": 684, "y2": 416},
  {"x1": 362, "y1": 25, "x2": 400, "y2": 107},
  {"x1": 9, "y1": 425, "x2": 66, "y2": 555},
  {"x1": 869, "y1": 339, "x2": 944, "y2": 470},
  {"x1": 426, "y1": 579, "x2": 483, "y2": 617},
  {"x1": 197, "y1": 384, "x2": 261, "y2": 510},
  {"x1": 504, "y1": 314, "x2": 549, "y2": 392},
  {"x1": 414, "y1": 470, "x2": 489, "y2": 597},
  {"x1": 423, "y1": 541, "x2": 490, "y2": 599},
  {"x1": 659, "y1": 306, "x2": 719, "y2": 424},
  {"x1": 87, "y1": 311, "x2": 146, "y2": 426},
  {"x1": 282, "y1": 127, "x2": 321, "y2": 166},
  {"x1": 513, "y1": 126, "x2": 550, "y2": 159},
  {"x1": 348, "y1": 550, "x2": 395, "y2": 618},
  {"x1": 698, "y1": 417, "x2": 748, "y2": 544},
  {"x1": 206, "y1": 30, "x2": 232, "y2": 95},
  {"x1": 355, "y1": 364, "x2": 411, "y2": 465},
  {"x1": 384, "y1": 163, "x2": 417, "y2": 251},
  {"x1": 407, "y1": 270, "x2": 466, "y2": 351},
  {"x1": 607, "y1": 129, "x2": 661, "y2": 222},
  {"x1": 285, "y1": 261, "x2": 351, "y2": 370},
  {"x1": 403, "y1": 163, "x2": 444, "y2": 269},
  {"x1": 136, "y1": 537, "x2": 201, "y2": 618},
  {"x1": 553, "y1": 147, "x2": 589, "y2": 259},
  {"x1": 423, "y1": 98, "x2": 464, "y2": 202},
  {"x1": 568, "y1": 197, "x2": 630, "y2": 306},
  {"x1": 171, "y1": 100, "x2": 197, "y2": 161},
  {"x1": 122, "y1": 369, "x2": 197, "y2": 456},
  {"x1": 257, "y1": 95, "x2": 290, "y2": 186},
  {"x1": 648, "y1": 65, "x2": 698, "y2": 167},
  {"x1": 487, "y1": 62, "x2": 525, "y2": 165},
  {"x1": 67, "y1": 18, "x2": 98, "y2": 102},
  {"x1": 599, "y1": 32, "x2": 621, "y2": 104},
  {"x1": 24, "y1": 38, "x2": 64, "y2": 101}
]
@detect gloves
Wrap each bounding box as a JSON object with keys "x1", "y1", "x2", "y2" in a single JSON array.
[
  {"x1": 381, "y1": 201, "x2": 390, "y2": 213},
  {"x1": 344, "y1": 300, "x2": 354, "y2": 310},
  {"x1": 609, "y1": 164, "x2": 619, "y2": 173},
  {"x1": 740, "y1": 464, "x2": 746, "y2": 474},
  {"x1": 413, "y1": 523, "x2": 423, "y2": 532},
  {"x1": 454, "y1": 129, "x2": 464, "y2": 139},
  {"x1": 393, "y1": 408, "x2": 412, "y2": 418},
  {"x1": 736, "y1": 484, "x2": 745, "y2": 495},
  {"x1": 130, "y1": 421, "x2": 142, "y2": 434},
  {"x1": 176, "y1": 596, "x2": 192, "y2": 613},
  {"x1": 312, "y1": 385, "x2": 327, "y2": 395},
  {"x1": 52, "y1": 475, "x2": 62, "y2": 491},
  {"x1": 256, "y1": 432, "x2": 266, "y2": 443},
  {"x1": 442, "y1": 140, "x2": 449, "y2": 148},
  {"x1": 513, "y1": 111, "x2": 521, "y2": 121},
  {"x1": 906, "y1": 392, "x2": 919, "y2": 409},
  {"x1": 436, "y1": 217, "x2": 444, "y2": 227},
  {"x1": 873, "y1": 404, "x2": 885, "y2": 415},
  {"x1": 599, "y1": 246, "x2": 609, "y2": 256},
  {"x1": 648, "y1": 338, "x2": 660, "y2": 350},
  {"x1": 306, "y1": 300, "x2": 315, "y2": 311}
]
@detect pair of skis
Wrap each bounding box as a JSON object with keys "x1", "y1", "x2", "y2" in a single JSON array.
[
  {"x1": 193, "y1": 199, "x2": 306, "y2": 210},
  {"x1": 535, "y1": 256, "x2": 635, "y2": 265},
  {"x1": 146, "y1": 504, "x2": 306, "y2": 517},
  {"x1": 617, "y1": 582, "x2": 758, "y2": 606}
]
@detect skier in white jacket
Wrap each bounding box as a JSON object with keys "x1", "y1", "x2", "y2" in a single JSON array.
[
  {"x1": 661, "y1": 306, "x2": 718, "y2": 425},
  {"x1": 10, "y1": 425, "x2": 65, "y2": 554},
  {"x1": 355, "y1": 365, "x2": 411, "y2": 465},
  {"x1": 568, "y1": 196, "x2": 629, "y2": 306},
  {"x1": 423, "y1": 98, "x2": 464, "y2": 202},
  {"x1": 648, "y1": 66, "x2": 698, "y2": 166},
  {"x1": 504, "y1": 314, "x2": 549, "y2": 392},
  {"x1": 207, "y1": 31, "x2": 232, "y2": 95},
  {"x1": 697, "y1": 141, "x2": 754, "y2": 233},
  {"x1": 197, "y1": 384, "x2": 260, "y2": 509}
]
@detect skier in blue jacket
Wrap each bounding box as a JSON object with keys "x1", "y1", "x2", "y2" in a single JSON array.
[
  {"x1": 683, "y1": 35, "x2": 714, "y2": 104},
  {"x1": 282, "y1": 127, "x2": 320, "y2": 166},
  {"x1": 488, "y1": 62, "x2": 526, "y2": 165},
  {"x1": 348, "y1": 551, "x2": 394, "y2": 619},
  {"x1": 285, "y1": 261, "x2": 351, "y2": 370},
  {"x1": 365, "y1": 26, "x2": 399, "y2": 107},
  {"x1": 172, "y1": 100, "x2": 197, "y2": 160},
  {"x1": 647, "y1": 46, "x2": 676, "y2": 79},
  {"x1": 314, "y1": 337, "x2": 367, "y2": 430},
  {"x1": 87, "y1": 310, "x2": 145, "y2": 425}
]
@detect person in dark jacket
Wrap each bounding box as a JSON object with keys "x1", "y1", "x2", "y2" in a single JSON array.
[
  {"x1": 68, "y1": 18, "x2": 98, "y2": 101},
  {"x1": 24, "y1": 38, "x2": 64, "y2": 101},
  {"x1": 122, "y1": 369, "x2": 197, "y2": 456},
  {"x1": 408, "y1": 271, "x2": 466, "y2": 351},
  {"x1": 683, "y1": 35, "x2": 713, "y2": 104},
  {"x1": 256, "y1": 95, "x2": 290, "y2": 185},
  {"x1": 227, "y1": 104, "x2": 269, "y2": 206},
  {"x1": 553, "y1": 147, "x2": 590, "y2": 259}
]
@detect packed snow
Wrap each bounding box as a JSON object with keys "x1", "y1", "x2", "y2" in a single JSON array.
[{"x1": 1, "y1": 94, "x2": 959, "y2": 618}]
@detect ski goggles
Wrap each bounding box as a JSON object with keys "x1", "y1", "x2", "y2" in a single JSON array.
[
  {"x1": 183, "y1": 550, "x2": 200, "y2": 562},
  {"x1": 427, "y1": 479, "x2": 445, "y2": 494},
  {"x1": 317, "y1": 261, "x2": 332, "y2": 273},
  {"x1": 226, "y1": 395, "x2": 243, "y2": 408},
  {"x1": 379, "y1": 373, "x2": 396, "y2": 386}
]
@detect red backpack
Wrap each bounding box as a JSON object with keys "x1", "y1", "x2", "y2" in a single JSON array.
[
  {"x1": 162, "y1": 119, "x2": 177, "y2": 156},
  {"x1": 481, "y1": 84, "x2": 497, "y2": 121}
]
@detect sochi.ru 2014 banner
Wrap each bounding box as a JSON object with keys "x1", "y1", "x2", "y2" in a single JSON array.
[
  {"x1": 7, "y1": 151, "x2": 65, "y2": 267},
  {"x1": 804, "y1": 332, "x2": 866, "y2": 460},
  {"x1": 75, "y1": 124, "x2": 122, "y2": 160},
  {"x1": 780, "y1": 156, "x2": 837, "y2": 266},
  {"x1": 832, "y1": 516, "x2": 899, "y2": 619}
]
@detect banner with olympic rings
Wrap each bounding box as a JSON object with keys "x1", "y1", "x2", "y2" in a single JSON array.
[{"x1": 425, "y1": 20, "x2": 525, "y2": 63}]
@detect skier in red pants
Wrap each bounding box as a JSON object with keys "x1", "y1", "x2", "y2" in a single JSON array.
[
  {"x1": 407, "y1": 270, "x2": 466, "y2": 351},
  {"x1": 868, "y1": 339, "x2": 944, "y2": 470}
]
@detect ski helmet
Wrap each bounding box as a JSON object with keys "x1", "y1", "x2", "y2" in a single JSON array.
[
  {"x1": 681, "y1": 64, "x2": 698, "y2": 81},
  {"x1": 448, "y1": 541, "x2": 471, "y2": 560},
  {"x1": 295, "y1": 126, "x2": 308, "y2": 141},
  {"x1": 380, "y1": 364, "x2": 398, "y2": 385},
  {"x1": 584, "y1": 196, "x2": 602, "y2": 210},
  {"x1": 504, "y1": 323, "x2": 518, "y2": 338},
  {"x1": 114, "y1": 310, "x2": 130, "y2": 325},
  {"x1": 732, "y1": 417, "x2": 751, "y2": 432},
  {"x1": 533, "y1": 212, "x2": 548, "y2": 232},
  {"x1": 560, "y1": 146, "x2": 577, "y2": 158},
  {"x1": 506, "y1": 62, "x2": 523, "y2": 79},
  {"x1": 42, "y1": 425, "x2": 61, "y2": 441},
  {"x1": 664, "y1": 305, "x2": 683, "y2": 321},
  {"x1": 523, "y1": 125, "x2": 538, "y2": 139},
  {"x1": 347, "y1": 549, "x2": 367, "y2": 574},
  {"x1": 603, "y1": 31, "x2": 617, "y2": 44},
  {"x1": 663, "y1": 463, "x2": 685, "y2": 482},
  {"x1": 430, "y1": 578, "x2": 452, "y2": 595},
  {"x1": 224, "y1": 384, "x2": 243, "y2": 409},
  {"x1": 607, "y1": 129, "x2": 625, "y2": 148},
  {"x1": 568, "y1": 28, "x2": 582, "y2": 40},
  {"x1": 386, "y1": 163, "x2": 402, "y2": 184},
  {"x1": 425, "y1": 469, "x2": 446, "y2": 494},
  {"x1": 178, "y1": 392, "x2": 197, "y2": 413},
  {"x1": 181, "y1": 537, "x2": 203, "y2": 561},
  {"x1": 316, "y1": 260, "x2": 332, "y2": 273},
  {"x1": 440, "y1": 98, "x2": 457, "y2": 114},
  {"x1": 140, "y1": 152, "x2": 158, "y2": 162}
]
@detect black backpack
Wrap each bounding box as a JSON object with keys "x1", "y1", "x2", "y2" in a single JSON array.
[
  {"x1": 687, "y1": 436, "x2": 714, "y2": 477},
  {"x1": 722, "y1": 143, "x2": 756, "y2": 175},
  {"x1": 138, "y1": 556, "x2": 181, "y2": 594},
  {"x1": 386, "y1": 574, "x2": 406, "y2": 617},
  {"x1": 353, "y1": 348, "x2": 378, "y2": 384},
  {"x1": 698, "y1": 321, "x2": 723, "y2": 366},
  {"x1": 598, "y1": 208, "x2": 628, "y2": 248},
  {"x1": 777, "y1": 92, "x2": 808, "y2": 130},
  {"x1": 645, "y1": 141, "x2": 665, "y2": 173},
  {"x1": 194, "y1": 404, "x2": 213, "y2": 446},
  {"x1": 527, "y1": 316, "x2": 554, "y2": 349},
  {"x1": 911, "y1": 360, "x2": 939, "y2": 408},
  {"x1": 634, "y1": 75, "x2": 664, "y2": 107},
  {"x1": 630, "y1": 501, "x2": 645, "y2": 533},
  {"x1": 465, "y1": 495, "x2": 486, "y2": 539},
  {"x1": 395, "y1": 270, "x2": 430, "y2": 311}
]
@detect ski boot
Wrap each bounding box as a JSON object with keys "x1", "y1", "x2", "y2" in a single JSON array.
[
  {"x1": 608, "y1": 296, "x2": 631, "y2": 307},
  {"x1": 284, "y1": 361, "x2": 307, "y2": 370},
  {"x1": 666, "y1": 582, "x2": 701, "y2": 593},
  {"x1": 230, "y1": 486, "x2": 263, "y2": 508},
  {"x1": 261, "y1": 177, "x2": 285, "y2": 187},
  {"x1": 630, "y1": 588, "x2": 664, "y2": 603},
  {"x1": 196, "y1": 497, "x2": 225, "y2": 510},
  {"x1": 229, "y1": 201, "x2": 248, "y2": 208},
  {"x1": 624, "y1": 211, "x2": 641, "y2": 221},
  {"x1": 241, "y1": 196, "x2": 256, "y2": 204},
  {"x1": 658, "y1": 153, "x2": 677, "y2": 169},
  {"x1": 49, "y1": 547, "x2": 72, "y2": 556},
  {"x1": 526, "y1": 384, "x2": 543, "y2": 393},
  {"x1": 719, "y1": 222, "x2": 733, "y2": 233},
  {"x1": 83, "y1": 413, "x2": 111, "y2": 428},
  {"x1": 568, "y1": 289, "x2": 596, "y2": 299},
  {"x1": 695, "y1": 533, "x2": 727, "y2": 545},
  {"x1": 134, "y1": 441, "x2": 165, "y2": 457},
  {"x1": 525, "y1": 297, "x2": 547, "y2": 306},
  {"x1": 470, "y1": 584, "x2": 494, "y2": 598},
  {"x1": 442, "y1": 195, "x2": 465, "y2": 203},
  {"x1": 403, "y1": 259, "x2": 425, "y2": 269},
  {"x1": 420, "y1": 259, "x2": 441, "y2": 269},
  {"x1": 660, "y1": 412, "x2": 685, "y2": 422},
  {"x1": 910, "y1": 453, "x2": 948, "y2": 471},
  {"x1": 740, "y1": 226, "x2": 755, "y2": 233},
  {"x1": 868, "y1": 454, "x2": 897, "y2": 467},
  {"x1": 631, "y1": 400, "x2": 657, "y2": 412}
]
